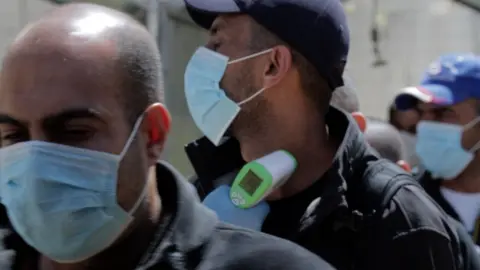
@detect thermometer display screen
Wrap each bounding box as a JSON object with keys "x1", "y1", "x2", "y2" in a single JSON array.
[{"x1": 239, "y1": 170, "x2": 263, "y2": 196}]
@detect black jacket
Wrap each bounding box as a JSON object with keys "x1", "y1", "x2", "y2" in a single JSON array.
[
  {"x1": 418, "y1": 171, "x2": 480, "y2": 270},
  {"x1": 0, "y1": 162, "x2": 334, "y2": 270},
  {"x1": 193, "y1": 107, "x2": 469, "y2": 270}
]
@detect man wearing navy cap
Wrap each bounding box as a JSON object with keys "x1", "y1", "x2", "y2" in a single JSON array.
[
  {"x1": 184, "y1": 0, "x2": 466, "y2": 269},
  {"x1": 0, "y1": 3, "x2": 340, "y2": 270},
  {"x1": 395, "y1": 54, "x2": 480, "y2": 254}
]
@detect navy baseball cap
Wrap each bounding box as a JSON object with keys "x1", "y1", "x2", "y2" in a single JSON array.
[
  {"x1": 184, "y1": 0, "x2": 350, "y2": 89},
  {"x1": 395, "y1": 53, "x2": 480, "y2": 110}
]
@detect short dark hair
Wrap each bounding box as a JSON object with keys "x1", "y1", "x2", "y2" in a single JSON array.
[
  {"x1": 114, "y1": 22, "x2": 163, "y2": 126},
  {"x1": 248, "y1": 22, "x2": 331, "y2": 115}
]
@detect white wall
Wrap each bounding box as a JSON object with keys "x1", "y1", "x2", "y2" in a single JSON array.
[
  {"x1": 0, "y1": 0, "x2": 54, "y2": 60},
  {"x1": 345, "y1": 0, "x2": 480, "y2": 118}
]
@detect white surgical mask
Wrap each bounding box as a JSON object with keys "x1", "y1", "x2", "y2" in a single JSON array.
[
  {"x1": 184, "y1": 47, "x2": 272, "y2": 146},
  {"x1": 0, "y1": 115, "x2": 147, "y2": 263},
  {"x1": 416, "y1": 117, "x2": 480, "y2": 180}
]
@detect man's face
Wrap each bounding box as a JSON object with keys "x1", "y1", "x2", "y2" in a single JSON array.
[
  {"x1": 416, "y1": 99, "x2": 480, "y2": 151},
  {"x1": 0, "y1": 41, "x2": 150, "y2": 213},
  {"x1": 392, "y1": 109, "x2": 419, "y2": 133},
  {"x1": 205, "y1": 14, "x2": 272, "y2": 136}
]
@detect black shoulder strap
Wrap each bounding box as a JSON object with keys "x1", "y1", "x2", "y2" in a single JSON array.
[
  {"x1": 376, "y1": 177, "x2": 418, "y2": 219},
  {"x1": 349, "y1": 157, "x2": 421, "y2": 222}
]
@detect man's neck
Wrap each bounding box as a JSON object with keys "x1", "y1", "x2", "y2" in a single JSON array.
[
  {"x1": 42, "y1": 178, "x2": 162, "y2": 270},
  {"x1": 238, "y1": 115, "x2": 336, "y2": 200},
  {"x1": 443, "y1": 157, "x2": 480, "y2": 193}
]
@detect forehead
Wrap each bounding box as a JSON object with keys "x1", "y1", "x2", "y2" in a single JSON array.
[
  {"x1": 416, "y1": 102, "x2": 443, "y2": 110},
  {"x1": 0, "y1": 39, "x2": 122, "y2": 121},
  {"x1": 417, "y1": 99, "x2": 474, "y2": 111}
]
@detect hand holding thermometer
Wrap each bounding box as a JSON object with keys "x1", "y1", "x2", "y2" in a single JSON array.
[{"x1": 230, "y1": 150, "x2": 297, "y2": 208}]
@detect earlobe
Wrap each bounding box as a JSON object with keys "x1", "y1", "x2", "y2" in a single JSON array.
[
  {"x1": 144, "y1": 103, "x2": 171, "y2": 162},
  {"x1": 145, "y1": 103, "x2": 171, "y2": 146},
  {"x1": 351, "y1": 112, "x2": 367, "y2": 133},
  {"x1": 397, "y1": 160, "x2": 412, "y2": 172},
  {"x1": 151, "y1": 144, "x2": 163, "y2": 157}
]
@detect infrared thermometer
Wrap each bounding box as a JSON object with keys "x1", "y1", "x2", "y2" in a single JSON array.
[{"x1": 230, "y1": 150, "x2": 297, "y2": 208}]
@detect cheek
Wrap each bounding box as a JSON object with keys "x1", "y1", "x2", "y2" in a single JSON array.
[
  {"x1": 221, "y1": 63, "x2": 257, "y2": 101},
  {"x1": 220, "y1": 65, "x2": 242, "y2": 96},
  {"x1": 462, "y1": 128, "x2": 480, "y2": 150},
  {"x1": 115, "y1": 140, "x2": 149, "y2": 210}
]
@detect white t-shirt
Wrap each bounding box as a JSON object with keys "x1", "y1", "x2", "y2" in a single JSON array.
[{"x1": 440, "y1": 187, "x2": 480, "y2": 232}]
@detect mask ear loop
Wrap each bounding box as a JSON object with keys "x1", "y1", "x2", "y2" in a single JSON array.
[
  {"x1": 117, "y1": 114, "x2": 149, "y2": 214},
  {"x1": 128, "y1": 182, "x2": 149, "y2": 215},
  {"x1": 237, "y1": 87, "x2": 267, "y2": 106},
  {"x1": 119, "y1": 114, "x2": 145, "y2": 159},
  {"x1": 229, "y1": 48, "x2": 274, "y2": 106},
  {"x1": 464, "y1": 117, "x2": 480, "y2": 153},
  {"x1": 464, "y1": 116, "x2": 480, "y2": 131},
  {"x1": 470, "y1": 141, "x2": 480, "y2": 153},
  {"x1": 228, "y1": 48, "x2": 273, "y2": 65}
]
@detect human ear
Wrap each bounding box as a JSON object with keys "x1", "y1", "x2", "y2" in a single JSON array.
[
  {"x1": 351, "y1": 112, "x2": 367, "y2": 133},
  {"x1": 263, "y1": 45, "x2": 292, "y2": 89},
  {"x1": 143, "y1": 103, "x2": 171, "y2": 163}
]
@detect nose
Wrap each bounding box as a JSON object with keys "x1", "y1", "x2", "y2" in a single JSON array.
[{"x1": 29, "y1": 125, "x2": 48, "y2": 142}]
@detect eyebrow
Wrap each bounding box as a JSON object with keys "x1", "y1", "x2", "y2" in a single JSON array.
[
  {"x1": 43, "y1": 108, "x2": 105, "y2": 129},
  {"x1": 0, "y1": 108, "x2": 105, "y2": 129},
  {"x1": 0, "y1": 114, "x2": 26, "y2": 128}
]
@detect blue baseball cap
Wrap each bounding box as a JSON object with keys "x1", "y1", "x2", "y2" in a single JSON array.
[
  {"x1": 395, "y1": 53, "x2": 480, "y2": 110},
  {"x1": 183, "y1": 0, "x2": 350, "y2": 89}
]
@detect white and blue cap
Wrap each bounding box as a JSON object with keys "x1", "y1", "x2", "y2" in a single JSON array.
[{"x1": 395, "y1": 53, "x2": 480, "y2": 110}]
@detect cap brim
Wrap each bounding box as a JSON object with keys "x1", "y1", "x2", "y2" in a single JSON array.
[
  {"x1": 184, "y1": 0, "x2": 241, "y2": 29},
  {"x1": 394, "y1": 85, "x2": 454, "y2": 110}
]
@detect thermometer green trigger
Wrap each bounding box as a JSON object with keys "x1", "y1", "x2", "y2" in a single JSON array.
[{"x1": 230, "y1": 150, "x2": 297, "y2": 209}]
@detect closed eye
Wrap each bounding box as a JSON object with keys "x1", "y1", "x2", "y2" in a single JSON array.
[
  {"x1": 49, "y1": 126, "x2": 96, "y2": 145},
  {"x1": 1, "y1": 131, "x2": 27, "y2": 145}
]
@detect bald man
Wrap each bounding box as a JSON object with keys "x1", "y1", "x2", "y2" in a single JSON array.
[
  {"x1": 364, "y1": 118, "x2": 405, "y2": 162},
  {"x1": 330, "y1": 74, "x2": 360, "y2": 113},
  {"x1": 0, "y1": 4, "x2": 334, "y2": 270}
]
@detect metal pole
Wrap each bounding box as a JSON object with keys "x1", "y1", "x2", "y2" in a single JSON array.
[
  {"x1": 146, "y1": 0, "x2": 159, "y2": 39},
  {"x1": 18, "y1": 0, "x2": 28, "y2": 28},
  {"x1": 370, "y1": 0, "x2": 387, "y2": 67}
]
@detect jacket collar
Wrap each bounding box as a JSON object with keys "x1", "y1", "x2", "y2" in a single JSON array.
[
  {"x1": 326, "y1": 106, "x2": 372, "y2": 187},
  {"x1": 139, "y1": 162, "x2": 217, "y2": 268},
  {"x1": 298, "y1": 107, "x2": 374, "y2": 233}
]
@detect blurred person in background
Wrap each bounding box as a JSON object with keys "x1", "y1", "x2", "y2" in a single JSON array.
[
  {"x1": 330, "y1": 73, "x2": 367, "y2": 132},
  {"x1": 330, "y1": 76, "x2": 411, "y2": 171},
  {"x1": 183, "y1": 0, "x2": 468, "y2": 269},
  {"x1": 363, "y1": 118, "x2": 412, "y2": 172},
  {"x1": 389, "y1": 99, "x2": 421, "y2": 171},
  {"x1": 0, "y1": 3, "x2": 336, "y2": 270},
  {"x1": 395, "y1": 53, "x2": 480, "y2": 257},
  {"x1": 389, "y1": 102, "x2": 419, "y2": 134}
]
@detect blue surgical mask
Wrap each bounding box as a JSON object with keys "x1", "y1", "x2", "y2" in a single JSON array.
[
  {"x1": 415, "y1": 118, "x2": 480, "y2": 180},
  {"x1": 184, "y1": 47, "x2": 273, "y2": 146},
  {"x1": 0, "y1": 116, "x2": 147, "y2": 263}
]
